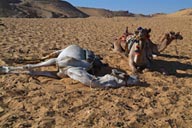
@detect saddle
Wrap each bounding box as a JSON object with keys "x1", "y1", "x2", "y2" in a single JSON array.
[{"x1": 84, "y1": 49, "x2": 107, "y2": 72}]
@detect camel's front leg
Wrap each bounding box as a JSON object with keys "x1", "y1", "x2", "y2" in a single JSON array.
[
  {"x1": 66, "y1": 67, "x2": 140, "y2": 88},
  {"x1": 66, "y1": 67, "x2": 121, "y2": 88},
  {"x1": 124, "y1": 42, "x2": 129, "y2": 57},
  {"x1": 129, "y1": 57, "x2": 137, "y2": 73}
]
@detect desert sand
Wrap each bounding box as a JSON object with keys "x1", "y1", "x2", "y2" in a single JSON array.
[{"x1": 0, "y1": 16, "x2": 192, "y2": 127}]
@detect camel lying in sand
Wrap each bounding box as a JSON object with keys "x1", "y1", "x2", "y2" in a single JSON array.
[
  {"x1": 113, "y1": 27, "x2": 152, "y2": 73},
  {"x1": 113, "y1": 27, "x2": 183, "y2": 56},
  {"x1": 113, "y1": 27, "x2": 133, "y2": 52},
  {"x1": 0, "y1": 45, "x2": 140, "y2": 88},
  {"x1": 147, "y1": 31, "x2": 183, "y2": 56},
  {"x1": 126, "y1": 28, "x2": 152, "y2": 73},
  {"x1": 113, "y1": 27, "x2": 183, "y2": 73}
]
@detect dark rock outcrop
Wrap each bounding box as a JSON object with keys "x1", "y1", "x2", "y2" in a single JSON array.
[{"x1": 0, "y1": 0, "x2": 89, "y2": 18}]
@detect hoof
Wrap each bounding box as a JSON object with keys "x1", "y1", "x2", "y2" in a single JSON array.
[{"x1": 0, "y1": 66, "x2": 9, "y2": 74}]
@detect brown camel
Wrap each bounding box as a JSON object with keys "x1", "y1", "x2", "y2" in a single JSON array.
[
  {"x1": 148, "y1": 31, "x2": 183, "y2": 56},
  {"x1": 113, "y1": 28, "x2": 183, "y2": 58},
  {"x1": 113, "y1": 28, "x2": 183, "y2": 73},
  {"x1": 127, "y1": 28, "x2": 152, "y2": 73},
  {"x1": 113, "y1": 27, "x2": 133, "y2": 52}
]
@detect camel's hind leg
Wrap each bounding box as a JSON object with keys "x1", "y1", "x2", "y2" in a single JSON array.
[
  {"x1": 0, "y1": 58, "x2": 59, "y2": 78},
  {"x1": 24, "y1": 58, "x2": 57, "y2": 69},
  {"x1": 0, "y1": 66, "x2": 59, "y2": 78},
  {"x1": 113, "y1": 41, "x2": 124, "y2": 52},
  {"x1": 0, "y1": 58, "x2": 57, "y2": 74}
]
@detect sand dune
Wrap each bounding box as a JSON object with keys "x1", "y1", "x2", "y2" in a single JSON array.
[
  {"x1": 78, "y1": 7, "x2": 134, "y2": 17},
  {"x1": 168, "y1": 8, "x2": 192, "y2": 17},
  {"x1": 0, "y1": 16, "x2": 192, "y2": 127}
]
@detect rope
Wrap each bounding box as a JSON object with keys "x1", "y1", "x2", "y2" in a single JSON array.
[{"x1": 175, "y1": 39, "x2": 179, "y2": 56}]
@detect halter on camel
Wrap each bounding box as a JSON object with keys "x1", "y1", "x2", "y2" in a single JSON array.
[{"x1": 125, "y1": 27, "x2": 151, "y2": 56}]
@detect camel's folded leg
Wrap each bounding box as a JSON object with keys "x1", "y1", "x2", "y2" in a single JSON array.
[
  {"x1": 66, "y1": 67, "x2": 100, "y2": 88},
  {"x1": 113, "y1": 41, "x2": 124, "y2": 52},
  {"x1": 66, "y1": 67, "x2": 140, "y2": 88}
]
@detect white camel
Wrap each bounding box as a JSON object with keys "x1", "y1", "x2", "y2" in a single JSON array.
[{"x1": 0, "y1": 45, "x2": 140, "y2": 88}]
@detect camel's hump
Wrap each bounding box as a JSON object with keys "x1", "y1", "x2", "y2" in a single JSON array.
[{"x1": 57, "y1": 45, "x2": 86, "y2": 61}]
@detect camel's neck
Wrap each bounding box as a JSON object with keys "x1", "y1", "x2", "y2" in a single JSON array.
[
  {"x1": 157, "y1": 36, "x2": 175, "y2": 52},
  {"x1": 133, "y1": 40, "x2": 147, "y2": 65}
]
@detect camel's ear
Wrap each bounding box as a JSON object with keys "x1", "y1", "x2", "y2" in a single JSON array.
[{"x1": 147, "y1": 28, "x2": 151, "y2": 33}]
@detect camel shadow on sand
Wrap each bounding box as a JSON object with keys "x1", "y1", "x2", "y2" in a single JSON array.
[
  {"x1": 159, "y1": 54, "x2": 190, "y2": 59},
  {"x1": 151, "y1": 58, "x2": 192, "y2": 78}
]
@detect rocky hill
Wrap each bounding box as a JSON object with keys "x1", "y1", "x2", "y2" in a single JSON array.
[
  {"x1": 0, "y1": 0, "x2": 89, "y2": 18},
  {"x1": 2, "y1": 0, "x2": 189, "y2": 18},
  {"x1": 77, "y1": 7, "x2": 134, "y2": 17},
  {"x1": 0, "y1": 0, "x2": 144, "y2": 18}
]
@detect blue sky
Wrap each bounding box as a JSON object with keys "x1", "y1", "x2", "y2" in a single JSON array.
[{"x1": 64, "y1": 0, "x2": 192, "y2": 15}]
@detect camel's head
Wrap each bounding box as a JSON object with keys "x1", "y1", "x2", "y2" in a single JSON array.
[
  {"x1": 135, "y1": 27, "x2": 151, "y2": 41},
  {"x1": 133, "y1": 27, "x2": 151, "y2": 53},
  {"x1": 167, "y1": 31, "x2": 183, "y2": 40}
]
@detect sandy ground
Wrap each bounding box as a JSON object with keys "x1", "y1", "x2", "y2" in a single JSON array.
[{"x1": 0, "y1": 17, "x2": 192, "y2": 128}]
